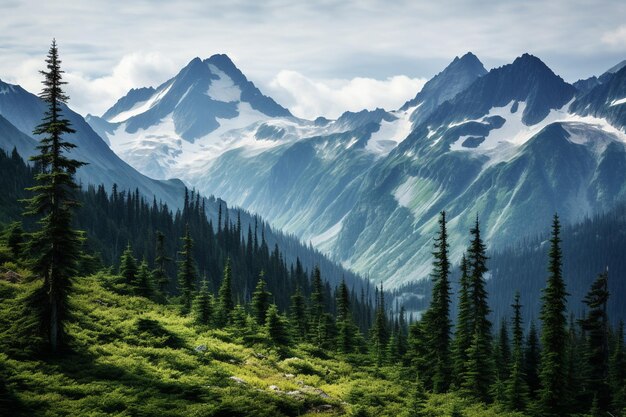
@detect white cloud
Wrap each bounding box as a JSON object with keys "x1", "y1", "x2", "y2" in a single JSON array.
[
  {"x1": 63, "y1": 52, "x2": 178, "y2": 116},
  {"x1": 267, "y1": 71, "x2": 426, "y2": 119},
  {"x1": 602, "y1": 25, "x2": 626, "y2": 47}
]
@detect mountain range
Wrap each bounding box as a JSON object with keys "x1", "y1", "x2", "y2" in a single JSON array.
[
  {"x1": 2, "y1": 50, "x2": 626, "y2": 295},
  {"x1": 82, "y1": 51, "x2": 626, "y2": 288}
]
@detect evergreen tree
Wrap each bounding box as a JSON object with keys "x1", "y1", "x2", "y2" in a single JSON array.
[
  {"x1": 421, "y1": 211, "x2": 452, "y2": 392},
  {"x1": 310, "y1": 266, "x2": 324, "y2": 324},
  {"x1": 251, "y1": 272, "x2": 271, "y2": 325},
  {"x1": 579, "y1": 270, "x2": 611, "y2": 413},
  {"x1": 524, "y1": 320, "x2": 541, "y2": 399},
  {"x1": 505, "y1": 292, "x2": 528, "y2": 411},
  {"x1": 371, "y1": 283, "x2": 388, "y2": 366},
  {"x1": 215, "y1": 258, "x2": 234, "y2": 326},
  {"x1": 23, "y1": 39, "x2": 86, "y2": 353},
  {"x1": 136, "y1": 259, "x2": 153, "y2": 298},
  {"x1": 407, "y1": 376, "x2": 428, "y2": 417},
  {"x1": 336, "y1": 279, "x2": 357, "y2": 353},
  {"x1": 265, "y1": 304, "x2": 290, "y2": 346},
  {"x1": 152, "y1": 231, "x2": 170, "y2": 302},
  {"x1": 495, "y1": 319, "x2": 511, "y2": 382},
  {"x1": 192, "y1": 278, "x2": 213, "y2": 326},
  {"x1": 6, "y1": 222, "x2": 24, "y2": 259},
  {"x1": 119, "y1": 243, "x2": 138, "y2": 288},
  {"x1": 609, "y1": 321, "x2": 626, "y2": 412},
  {"x1": 289, "y1": 286, "x2": 308, "y2": 341},
  {"x1": 539, "y1": 214, "x2": 569, "y2": 416},
  {"x1": 452, "y1": 254, "x2": 472, "y2": 388},
  {"x1": 177, "y1": 225, "x2": 197, "y2": 314},
  {"x1": 461, "y1": 218, "x2": 493, "y2": 401},
  {"x1": 231, "y1": 304, "x2": 248, "y2": 329}
]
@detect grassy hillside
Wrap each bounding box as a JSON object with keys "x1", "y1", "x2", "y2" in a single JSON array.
[{"x1": 0, "y1": 268, "x2": 523, "y2": 417}]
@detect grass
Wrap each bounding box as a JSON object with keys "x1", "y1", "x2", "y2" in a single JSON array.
[{"x1": 0, "y1": 271, "x2": 527, "y2": 416}]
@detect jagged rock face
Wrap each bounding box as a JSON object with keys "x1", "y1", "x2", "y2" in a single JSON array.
[{"x1": 90, "y1": 53, "x2": 626, "y2": 287}]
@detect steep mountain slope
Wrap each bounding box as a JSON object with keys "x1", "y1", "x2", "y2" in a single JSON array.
[
  {"x1": 0, "y1": 79, "x2": 184, "y2": 208},
  {"x1": 94, "y1": 53, "x2": 626, "y2": 288},
  {"x1": 399, "y1": 52, "x2": 487, "y2": 126},
  {"x1": 88, "y1": 54, "x2": 294, "y2": 180},
  {"x1": 334, "y1": 55, "x2": 626, "y2": 285}
]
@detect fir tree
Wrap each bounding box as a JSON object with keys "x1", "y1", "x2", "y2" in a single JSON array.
[
  {"x1": 524, "y1": 320, "x2": 541, "y2": 399},
  {"x1": 6, "y1": 222, "x2": 23, "y2": 259},
  {"x1": 23, "y1": 39, "x2": 86, "y2": 353},
  {"x1": 421, "y1": 211, "x2": 452, "y2": 392},
  {"x1": 310, "y1": 266, "x2": 324, "y2": 323},
  {"x1": 407, "y1": 376, "x2": 428, "y2": 417},
  {"x1": 539, "y1": 214, "x2": 569, "y2": 416},
  {"x1": 215, "y1": 258, "x2": 234, "y2": 326},
  {"x1": 251, "y1": 272, "x2": 271, "y2": 325},
  {"x1": 177, "y1": 225, "x2": 197, "y2": 314},
  {"x1": 265, "y1": 304, "x2": 290, "y2": 346},
  {"x1": 371, "y1": 283, "x2": 388, "y2": 366},
  {"x1": 461, "y1": 217, "x2": 493, "y2": 401},
  {"x1": 119, "y1": 243, "x2": 138, "y2": 288},
  {"x1": 192, "y1": 278, "x2": 213, "y2": 326},
  {"x1": 136, "y1": 259, "x2": 153, "y2": 298},
  {"x1": 495, "y1": 319, "x2": 511, "y2": 382},
  {"x1": 609, "y1": 321, "x2": 626, "y2": 412},
  {"x1": 505, "y1": 292, "x2": 528, "y2": 411},
  {"x1": 452, "y1": 254, "x2": 472, "y2": 388},
  {"x1": 289, "y1": 286, "x2": 308, "y2": 341},
  {"x1": 152, "y1": 231, "x2": 170, "y2": 302},
  {"x1": 579, "y1": 270, "x2": 611, "y2": 413}
]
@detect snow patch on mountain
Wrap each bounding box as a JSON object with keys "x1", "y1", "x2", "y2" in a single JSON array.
[
  {"x1": 207, "y1": 64, "x2": 242, "y2": 102},
  {"x1": 366, "y1": 110, "x2": 413, "y2": 156},
  {"x1": 108, "y1": 82, "x2": 174, "y2": 123}
]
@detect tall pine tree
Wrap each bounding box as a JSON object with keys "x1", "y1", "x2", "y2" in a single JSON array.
[
  {"x1": 422, "y1": 211, "x2": 452, "y2": 392},
  {"x1": 216, "y1": 258, "x2": 234, "y2": 326},
  {"x1": 461, "y1": 217, "x2": 493, "y2": 402},
  {"x1": 23, "y1": 39, "x2": 86, "y2": 353},
  {"x1": 177, "y1": 225, "x2": 197, "y2": 314},
  {"x1": 452, "y1": 253, "x2": 472, "y2": 388},
  {"x1": 539, "y1": 214, "x2": 569, "y2": 416},
  {"x1": 579, "y1": 270, "x2": 610, "y2": 413}
]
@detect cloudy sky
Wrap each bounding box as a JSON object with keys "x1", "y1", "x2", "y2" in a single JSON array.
[{"x1": 1, "y1": 0, "x2": 625, "y2": 119}]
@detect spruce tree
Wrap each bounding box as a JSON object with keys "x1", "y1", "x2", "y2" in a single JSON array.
[
  {"x1": 289, "y1": 286, "x2": 308, "y2": 341},
  {"x1": 495, "y1": 319, "x2": 511, "y2": 382},
  {"x1": 371, "y1": 283, "x2": 388, "y2": 366},
  {"x1": 310, "y1": 266, "x2": 324, "y2": 323},
  {"x1": 215, "y1": 258, "x2": 234, "y2": 326},
  {"x1": 609, "y1": 321, "x2": 626, "y2": 412},
  {"x1": 408, "y1": 376, "x2": 428, "y2": 417},
  {"x1": 336, "y1": 279, "x2": 357, "y2": 353},
  {"x1": 23, "y1": 39, "x2": 86, "y2": 353},
  {"x1": 119, "y1": 243, "x2": 138, "y2": 288},
  {"x1": 265, "y1": 304, "x2": 290, "y2": 347},
  {"x1": 152, "y1": 231, "x2": 170, "y2": 302},
  {"x1": 524, "y1": 320, "x2": 541, "y2": 399},
  {"x1": 505, "y1": 292, "x2": 528, "y2": 411},
  {"x1": 6, "y1": 222, "x2": 24, "y2": 259},
  {"x1": 192, "y1": 278, "x2": 213, "y2": 326},
  {"x1": 421, "y1": 211, "x2": 452, "y2": 392},
  {"x1": 452, "y1": 253, "x2": 472, "y2": 388},
  {"x1": 136, "y1": 259, "x2": 153, "y2": 298},
  {"x1": 177, "y1": 225, "x2": 197, "y2": 314},
  {"x1": 579, "y1": 270, "x2": 611, "y2": 413},
  {"x1": 251, "y1": 272, "x2": 271, "y2": 325},
  {"x1": 539, "y1": 214, "x2": 569, "y2": 416},
  {"x1": 461, "y1": 218, "x2": 493, "y2": 401}
]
